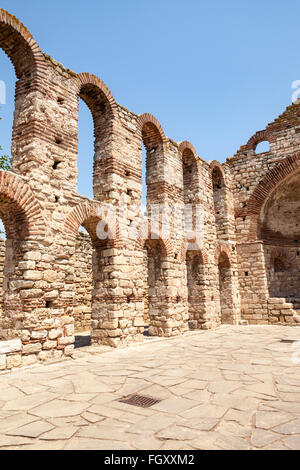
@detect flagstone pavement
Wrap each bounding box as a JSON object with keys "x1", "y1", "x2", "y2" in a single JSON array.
[{"x1": 1, "y1": 325, "x2": 300, "y2": 450}]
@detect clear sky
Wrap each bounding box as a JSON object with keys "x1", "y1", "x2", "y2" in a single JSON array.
[{"x1": 1, "y1": 0, "x2": 300, "y2": 202}]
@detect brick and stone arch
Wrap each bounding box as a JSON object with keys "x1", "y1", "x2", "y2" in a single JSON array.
[
  {"x1": 246, "y1": 153, "x2": 300, "y2": 241},
  {"x1": 136, "y1": 113, "x2": 167, "y2": 208},
  {"x1": 135, "y1": 115, "x2": 190, "y2": 337},
  {"x1": 76, "y1": 73, "x2": 117, "y2": 201},
  {"x1": 144, "y1": 237, "x2": 172, "y2": 336},
  {"x1": 179, "y1": 141, "x2": 200, "y2": 239},
  {"x1": 0, "y1": 8, "x2": 45, "y2": 78},
  {"x1": 215, "y1": 243, "x2": 232, "y2": 264},
  {"x1": 64, "y1": 201, "x2": 123, "y2": 345},
  {"x1": 137, "y1": 231, "x2": 173, "y2": 257},
  {"x1": 179, "y1": 141, "x2": 199, "y2": 205},
  {"x1": 137, "y1": 232, "x2": 177, "y2": 336},
  {"x1": 0, "y1": 171, "x2": 46, "y2": 342},
  {"x1": 255, "y1": 163, "x2": 300, "y2": 307},
  {"x1": 65, "y1": 201, "x2": 119, "y2": 247},
  {"x1": 232, "y1": 129, "x2": 273, "y2": 158},
  {"x1": 179, "y1": 239, "x2": 208, "y2": 262},
  {"x1": 0, "y1": 171, "x2": 46, "y2": 239},
  {"x1": 247, "y1": 130, "x2": 271, "y2": 154},
  {"x1": 210, "y1": 161, "x2": 229, "y2": 240},
  {"x1": 260, "y1": 167, "x2": 300, "y2": 243}
]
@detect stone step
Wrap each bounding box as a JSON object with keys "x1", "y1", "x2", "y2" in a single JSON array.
[{"x1": 292, "y1": 310, "x2": 300, "y2": 323}]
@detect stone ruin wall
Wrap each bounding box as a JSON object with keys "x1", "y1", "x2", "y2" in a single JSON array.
[
  {"x1": 227, "y1": 104, "x2": 300, "y2": 325},
  {"x1": 0, "y1": 8, "x2": 299, "y2": 372}
]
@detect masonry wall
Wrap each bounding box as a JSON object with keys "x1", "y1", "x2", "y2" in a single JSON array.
[
  {"x1": 0, "y1": 8, "x2": 300, "y2": 373},
  {"x1": 228, "y1": 103, "x2": 300, "y2": 325}
]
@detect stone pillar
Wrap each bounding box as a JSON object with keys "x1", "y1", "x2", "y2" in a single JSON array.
[{"x1": 237, "y1": 242, "x2": 269, "y2": 324}]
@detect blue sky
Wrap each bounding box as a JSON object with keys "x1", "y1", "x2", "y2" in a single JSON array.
[{"x1": 1, "y1": 0, "x2": 300, "y2": 202}]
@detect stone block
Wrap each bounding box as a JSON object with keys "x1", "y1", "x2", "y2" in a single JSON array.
[
  {"x1": 23, "y1": 270, "x2": 42, "y2": 281},
  {"x1": 0, "y1": 339, "x2": 22, "y2": 354},
  {"x1": 6, "y1": 354, "x2": 22, "y2": 369},
  {"x1": 0, "y1": 354, "x2": 6, "y2": 370},
  {"x1": 22, "y1": 343, "x2": 42, "y2": 355}
]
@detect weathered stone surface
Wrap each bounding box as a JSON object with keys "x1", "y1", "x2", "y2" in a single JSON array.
[
  {"x1": 255, "y1": 411, "x2": 293, "y2": 429},
  {"x1": 6, "y1": 421, "x2": 54, "y2": 438},
  {"x1": 0, "y1": 340, "x2": 22, "y2": 355},
  {"x1": 0, "y1": 326, "x2": 299, "y2": 449},
  {"x1": 6, "y1": 354, "x2": 22, "y2": 369},
  {"x1": 40, "y1": 426, "x2": 77, "y2": 440},
  {"x1": 251, "y1": 429, "x2": 280, "y2": 448},
  {"x1": 274, "y1": 419, "x2": 300, "y2": 435},
  {"x1": 31, "y1": 399, "x2": 89, "y2": 418}
]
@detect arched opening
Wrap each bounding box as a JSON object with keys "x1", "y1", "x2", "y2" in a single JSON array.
[
  {"x1": 182, "y1": 146, "x2": 199, "y2": 239},
  {"x1": 78, "y1": 77, "x2": 114, "y2": 201},
  {"x1": 0, "y1": 181, "x2": 40, "y2": 341},
  {"x1": 66, "y1": 203, "x2": 119, "y2": 348},
  {"x1": 142, "y1": 120, "x2": 165, "y2": 211},
  {"x1": 183, "y1": 148, "x2": 198, "y2": 204},
  {"x1": 144, "y1": 238, "x2": 168, "y2": 336},
  {"x1": 138, "y1": 116, "x2": 167, "y2": 336},
  {"x1": 260, "y1": 168, "x2": 300, "y2": 243},
  {"x1": 212, "y1": 166, "x2": 227, "y2": 238},
  {"x1": 0, "y1": 10, "x2": 40, "y2": 80},
  {"x1": 260, "y1": 168, "x2": 300, "y2": 305},
  {"x1": 186, "y1": 250, "x2": 206, "y2": 329},
  {"x1": 218, "y1": 251, "x2": 234, "y2": 324},
  {"x1": 77, "y1": 99, "x2": 94, "y2": 199},
  {"x1": 71, "y1": 218, "x2": 108, "y2": 348},
  {"x1": 73, "y1": 227, "x2": 93, "y2": 348},
  {"x1": 255, "y1": 140, "x2": 270, "y2": 154}
]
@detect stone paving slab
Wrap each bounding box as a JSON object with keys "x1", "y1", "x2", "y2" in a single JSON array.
[{"x1": 0, "y1": 325, "x2": 300, "y2": 450}]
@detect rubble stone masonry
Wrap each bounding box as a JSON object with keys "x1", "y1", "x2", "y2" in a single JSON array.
[{"x1": 0, "y1": 9, "x2": 299, "y2": 371}]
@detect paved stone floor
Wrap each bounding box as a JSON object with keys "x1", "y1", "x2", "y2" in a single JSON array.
[{"x1": 0, "y1": 325, "x2": 300, "y2": 450}]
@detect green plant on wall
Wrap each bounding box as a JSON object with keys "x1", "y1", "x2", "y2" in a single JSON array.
[{"x1": 0, "y1": 150, "x2": 11, "y2": 171}]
